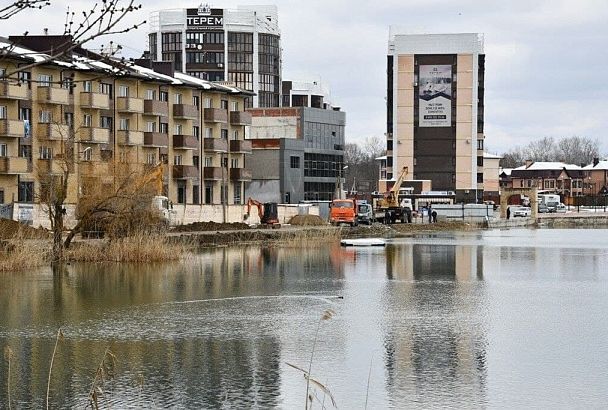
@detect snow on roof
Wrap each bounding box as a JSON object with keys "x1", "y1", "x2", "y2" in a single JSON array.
[
  {"x1": 0, "y1": 38, "x2": 49, "y2": 63},
  {"x1": 517, "y1": 162, "x2": 582, "y2": 171},
  {"x1": 483, "y1": 152, "x2": 502, "y2": 159},
  {"x1": 500, "y1": 168, "x2": 513, "y2": 176},
  {"x1": 583, "y1": 160, "x2": 608, "y2": 170},
  {"x1": 375, "y1": 155, "x2": 387, "y2": 161}
]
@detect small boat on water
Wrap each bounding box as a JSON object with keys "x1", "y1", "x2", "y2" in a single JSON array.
[{"x1": 340, "y1": 238, "x2": 386, "y2": 247}]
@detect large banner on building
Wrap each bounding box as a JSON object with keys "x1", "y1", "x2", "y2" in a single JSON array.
[{"x1": 418, "y1": 65, "x2": 452, "y2": 127}]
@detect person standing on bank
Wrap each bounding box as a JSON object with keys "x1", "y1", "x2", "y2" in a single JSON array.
[
  {"x1": 428, "y1": 204, "x2": 432, "y2": 223},
  {"x1": 431, "y1": 209, "x2": 437, "y2": 223},
  {"x1": 506, "y1": 206, "x2": 511, "y2": 220}
]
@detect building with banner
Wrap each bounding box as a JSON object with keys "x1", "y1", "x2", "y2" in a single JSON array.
[
  {"x1": 385, "y1": 32, "x2": 485, "y2": 203},
  {"x1": 148, "y1": 4, "x2": 281, "y2": 108}
]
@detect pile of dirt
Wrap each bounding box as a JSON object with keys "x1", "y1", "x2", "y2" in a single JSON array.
[
  {"x1": 171, "y1": 221, "x2": 251, "y2": 232},
  {"x1": 288, "y1": 214, "x2": 327, "y2": 226},
  {"x1": 0, "y1": 218, "x2": 50, "y2": 240}
]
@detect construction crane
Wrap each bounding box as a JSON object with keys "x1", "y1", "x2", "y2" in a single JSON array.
[
  {"x1": 375, "y1": 167, "x2": 412, "y2": 223},
  {"x1": 244, "y1": 198, "x2": 280, "y2": 227}
]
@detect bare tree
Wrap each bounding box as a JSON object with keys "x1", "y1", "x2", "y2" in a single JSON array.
[
  {"x1": 344, "y1": 136, "x2": 386, "y2": 193},
  {"x1": 557, "y1": 136, "x2": 600, "y2": 166},
  {"x1": 0, "y1": 0, "x2": 145, "y2": 81},
  {"x1": 500, "y1": 136, "x2": 602, "y2": 168}
]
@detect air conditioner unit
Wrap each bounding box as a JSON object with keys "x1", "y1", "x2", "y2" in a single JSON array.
[{"x1": 217, "y1": 63, "x2": 224, "y2": 68}]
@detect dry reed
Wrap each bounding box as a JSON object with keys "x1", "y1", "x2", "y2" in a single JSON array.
[
  {"x1": 66, "y1": 232, "x2": 191, "y2": 263},
  {"x1": 0, "y1": 232, "x2": 49, "y2": 272},
  {"x1": 278, "y1": 229, "x2": 341, "y2": 248}
]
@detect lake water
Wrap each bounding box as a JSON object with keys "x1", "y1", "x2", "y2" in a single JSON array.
[{"x1": 1, "y1": 228, "x2": 608, "y2": 408}]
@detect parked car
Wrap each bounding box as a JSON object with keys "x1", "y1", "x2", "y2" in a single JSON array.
[
  {"x1": 538, "y1": 203, "x2": 549, "y2": 213},
  {"x1": 556, "y1": 203, "x2": 567, "y2": 213},
  {"x1": 510, "y1": 206, "x2": 531, "y2": 218}
]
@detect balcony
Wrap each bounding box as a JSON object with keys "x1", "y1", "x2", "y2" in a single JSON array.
[
  {"x1": 203, "y1": 166, "x2": 223, "y2": 180},
  {"x1": 37, "y1": 123, "x2": 70, "y2": 140},
  {"x1": 229, "y1": 139, "x2": 252, "y2": 154},
  {"x1": 204, "y1": 108, "x2": 228, "y2": 123},
  {"x1": 144, "y1": 99, "x2": 169, "y2": 116},
  {"x1": 80, "y1": 92, "x2": 110, "y2": 110},
  {"x1": 78, "y1": 127, "x2": 110, "y2": 144},
  {"x1": 79, "y1": 161, "x2": 111, "y2": 176},
  {"x1": 229, "y1": 111, "x2": 252, "y2": 126},
  {"x1": 230, "y1": 168, "x2": 252, "y2": 181},
  {"x1": 173, "y1": 104, "x2": 199, "y2": 120},
  {"x1": 0, "y1": 81, "x2": 29, "y2": 100},
  {"x1": 203, "y1": 138, "x2": 228, "y2": 152},
  {"x1": 0, "y1": 119, "x2": 25, "y2": 138},
  {"x1": 116, "y1": 96, "x2": 144, "y2": 113},
  {"x1": 173, "y1": 134, "x2": 199, "y2": 150},
  {"x1": 117, "y1": 130, "x2": 144, "y2": 146},
  {"x1": 143, "y1": 132, "x2": 169, "y2": 148},
  {"x1": 37, "y1": 86, "x2": 69, "y2": 105},
  {"x1": 36, "y1": 159, "x2": 64, "y2": 175},
  {"x1": 173, "y1": 164, "x2": 199, "y2": 179},
  {"x1": 0, "y1": 157, "x2": 29, "y2": 174}
]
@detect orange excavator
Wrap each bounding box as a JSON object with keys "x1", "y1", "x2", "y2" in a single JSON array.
[{"x1": 244, "y1": 198, "x2": 280, "y2": 228}]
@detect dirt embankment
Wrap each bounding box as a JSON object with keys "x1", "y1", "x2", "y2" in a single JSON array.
[{"x1": 171, "y1": 221, "x2": 251, "y2": 233}]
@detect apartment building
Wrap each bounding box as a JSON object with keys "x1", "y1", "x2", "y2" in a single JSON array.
[
  {"x1": 148, "y1": 4, "x2": 281, "y2": 108},
  {"x1": 508, "y1": 162, "x2": 587, "y2": 201},
  {"x1": 0, "y1": 35, "x2": 253, "y2": 215},
  {"x1": 386, "y1": 32, "x2": 485, "y2": 203}
]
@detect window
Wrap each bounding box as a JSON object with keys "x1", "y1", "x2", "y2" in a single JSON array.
[
  {"x1": 232, "y1": 130, "x2": 239, "y2": 140},
  {"x1": 290, "y1": 156, "x2": 300, "y2": 169},
  {"x1": 174, "y1": 155, "x2": 182, "y2": 165},
  {"x1": 118, "y1": 85, "x2": 129, "y2": 97},
  {"x1": 83, "y1": 80, "x2": 92, "y2": 92},
  {"x1": 204, "y1": 182, "x2": 213, "y2": 204},
  {"x1": 160, "y1": 122, "x2": 169, "y2": 134},
  {"x1": 146, "y1": 153, "x2": 156, "y2": 164},
  {"x1": 233, "y1": 182, "x2": 241, "y2": 204},
  {"x1": 18, "y1": 71, "x2": 31, "y2": 89},
  {"x1": 38, "y1": 74, "x2": 52, "y2": 87},
  {"x1": 204, "y1": 98, "x2": 212, "y2": 108},
  {"x1": 83, "y1": 147, "x2": 92, "y2": 162},
  {"x1": 477, "y1": 156, "x2": 483, "y2": 167},
  {"x1": 177, "y1": 183, "x2": 186, "y2": 204},
  {"x1": 193, "y1": 155, "x2": 199, "y2": 169},
  {"x1": 205, "y1": 127, "x2": 213, "y2": 138},
  {"x1": 0, "y1": 190, "x2": 3, "y2": 204},
  {"x1": 193, "y1": 185, "x2": 200, "y2": 204},
  {"x1": 64, "y1": 112, "x2": 73, "y2": 126},
  {"x1": 193, "y1": 95, "x2": 199, "y2": 107},
  {"x1": 221, "y1": 100, "x2": 228, "y2": 109},
  {"x1": 39, "y1": 110, "x2": 52, "y2": 123},
  {"x1": 40, "y1": 146, "x2": 53, "y2": 159},
  {"x1": 146, "y1": 121, "x2": 156, "y2": 132},
  {"x1": 477, "y1": 173, "x2": 484, "y2": 183},
  {"x1": 119, "y1": 118, "x2": 130, "y2": 131},
  {"x1": 193, "y1": 126, "x2": 200, "y2": 138},
  {"x1": 146, "y1": 89, "x2": 156, "y2": 100},
  {"x1": 231, "y1": 158, "x2": 239, "y2": 168},
  {"x1": 231, "y1": 101, "x2": 238, "y2": 111},
  {"x1": 18, "y1": 181, "x2": 34, "y2": 202},
  {"x1": 100, "y1": 116, "x2": 112, "y2": 128},
  {"x1": 99, "y1": 83, "x2": 112, "y2": 96},
  {"x1": 220, "y1": 129, "x2": 228, "y2": 139},
  {"x1": 0, "y1": 144, "x2": 7, "y2": 157},
  {"x1": 20, "y1": 145, "x2": 32, "y2": 159},
  {"x1": 175, "y1": 124, "x2": 183, "y2": 135},
  {"x1": 83, "y1": 114, "x2": 92, "y2": 127},
  {"x1": 160, "y1": 91, "x2": 169, "y2": 102},
  {"x1": 204, "y1": 156, "x2": 212, "y2": 167},
  {"x1": 175, "y1": 93, "x2": 182, "y2": 104},
  {"x1": 0, "y1": 106, "x2": 6, "y2": 119},
  {"x1": 477, "y1": 139, "x2": 484, "y2": 150}
]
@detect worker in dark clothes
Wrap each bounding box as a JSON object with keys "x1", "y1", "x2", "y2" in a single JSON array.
[
  {"x1": 428, "y1": 205, "x2": 432, "y2": 223},
  {"x1": 431, "y1": 210, "x2": 437, "y2": 223},
  {"x1": 506, "y1": 206, "x2": 511, "y2": 220}
]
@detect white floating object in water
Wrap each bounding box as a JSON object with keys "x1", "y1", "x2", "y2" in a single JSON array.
[{"x1": 340, "y1": 238, "x2": 386, "y2": 247}]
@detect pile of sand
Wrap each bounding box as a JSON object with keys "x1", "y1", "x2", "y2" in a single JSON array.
[
  {"x1": 288, "y1": 214, "x2": 327, "y2": 226},
  {"x1": 0, "y1": 218, "x2": 50, "y2": 240}
]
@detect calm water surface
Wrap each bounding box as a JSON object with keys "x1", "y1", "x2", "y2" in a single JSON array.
[{"x1": 1, "y1": 228, "x2": 608, "y2": 408}]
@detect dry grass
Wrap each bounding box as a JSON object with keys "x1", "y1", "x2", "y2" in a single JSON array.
[
  {"x1": 66, "y1": 232, "x2": 191, "y2": 263},
  {"x1": 0, "y1": 233, "x2": 49, "y2": 272},
  {"x1": 278, "y1": 228, "x2": 341, "y2": 248}
]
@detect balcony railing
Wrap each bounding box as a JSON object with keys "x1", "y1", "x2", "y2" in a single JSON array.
[
  {"x1": 229, "y1": 168, "x2": 252, "y2": 181},
  {"x1": 79, "y1": 127, "x2": 110, "y2": 144},
  {"x1": 173, "y1": 165, "x2": 199, "y2": 179},
  {"x1": 144, "y1": 99, "x2": 169, "y2": 116},
  {"x1": 173, "y1": 104, "x2": 199, "y2": 120},
  {"x1": 36, "y1": 159, "x2": 64, "y2": 174},
  {"x1": 203, "y1": 138, "x2": 228, "y2": 152},
  {"x1": 203, "y1": 166, "x2": 223, "y2": 180},
  {"x1": 117, "y1": 130, "x2": 144, "y2": 146},
  {"x1": 116, "y1": 96, "x2": 144, "y2": 113},
  {"x1": 79, "y1": 161, "x2": 111, "y2": 176},
  {"x1": 143, "y1": 132, "x2": 169, "y2": 148},
  {"x1": 173, "y1": 134, "x2": 199, "y2": 150},
  {"x1": 229, "y1": 111, "x2": 252, "y2": 126},
  {"x1": 37, "y1": 123, "x2": 70, "y2": 140},
  {"x1": 37, "y1": 86, "x2": 69, "y2": 105},
  {"x1": 203, "y1": 108, "x2": 228, "y2": 123},
  {"x1": 0, "y1": 119, "x2": 25, "y2": 138},
  {"x1": 229, "y1": 139, "x2": 252, "y2": 154},
  {"x1": 80, "y1": 92, "x2": 110, "y2": 110},
  {"x1": 0, "y1": 157, "x2": 29, "y2": 174},
  {"x1": 0, "y1": 81, "x2": 29, "y2": 99}
]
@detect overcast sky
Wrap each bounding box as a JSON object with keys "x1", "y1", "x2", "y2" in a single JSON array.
[{"x1": 4, "y1": 0, "x2": 608, "y2": 155}]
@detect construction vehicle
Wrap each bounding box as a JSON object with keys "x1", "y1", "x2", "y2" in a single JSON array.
[
  {"x1": 244, "y1": 198, "x2": 280, "y2": 228},
  {"x1": 330, "y1": 198, "x2": 358, "y2": 226},
  {"x1": 374, "y1": 166, "x2": 413, "y2": 223}
]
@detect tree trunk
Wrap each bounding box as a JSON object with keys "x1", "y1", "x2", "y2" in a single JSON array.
[{"x1": 52, "y1": 204, "x2": 64, "y2": 264}]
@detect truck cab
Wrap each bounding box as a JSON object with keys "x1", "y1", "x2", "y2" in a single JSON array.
[
  {"x1": 330, "y1": 199, "x2": 358, "y2": 226},
  {"x1": 357, "y1": 201, "x2": 373, "y2": 225}
]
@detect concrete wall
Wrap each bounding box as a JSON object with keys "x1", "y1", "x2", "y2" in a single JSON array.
[{"x1": 432, "y1": 203, "x2": 494, "y2": 223}]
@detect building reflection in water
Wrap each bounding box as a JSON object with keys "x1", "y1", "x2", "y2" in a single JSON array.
[
  {"x1": 0, "y1": 245, "x2": 343, "y2": 408},
  {"x1": 382, "y1": 240, "x2": 488, "y2": 407}
]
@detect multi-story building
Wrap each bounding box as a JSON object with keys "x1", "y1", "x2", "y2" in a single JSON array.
[
  {"x1": 0, "y1": 35, "x2": 253, "y2": 218},
  {"x1": 245, "y1": 80, "x2": 345, "y2": 203},
  {"x1": 148, "y1": 4, "x2": 281, "y2": 108},
  {"x1": 386, "y1": 32, "x2": 485, "y2": 203}
]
